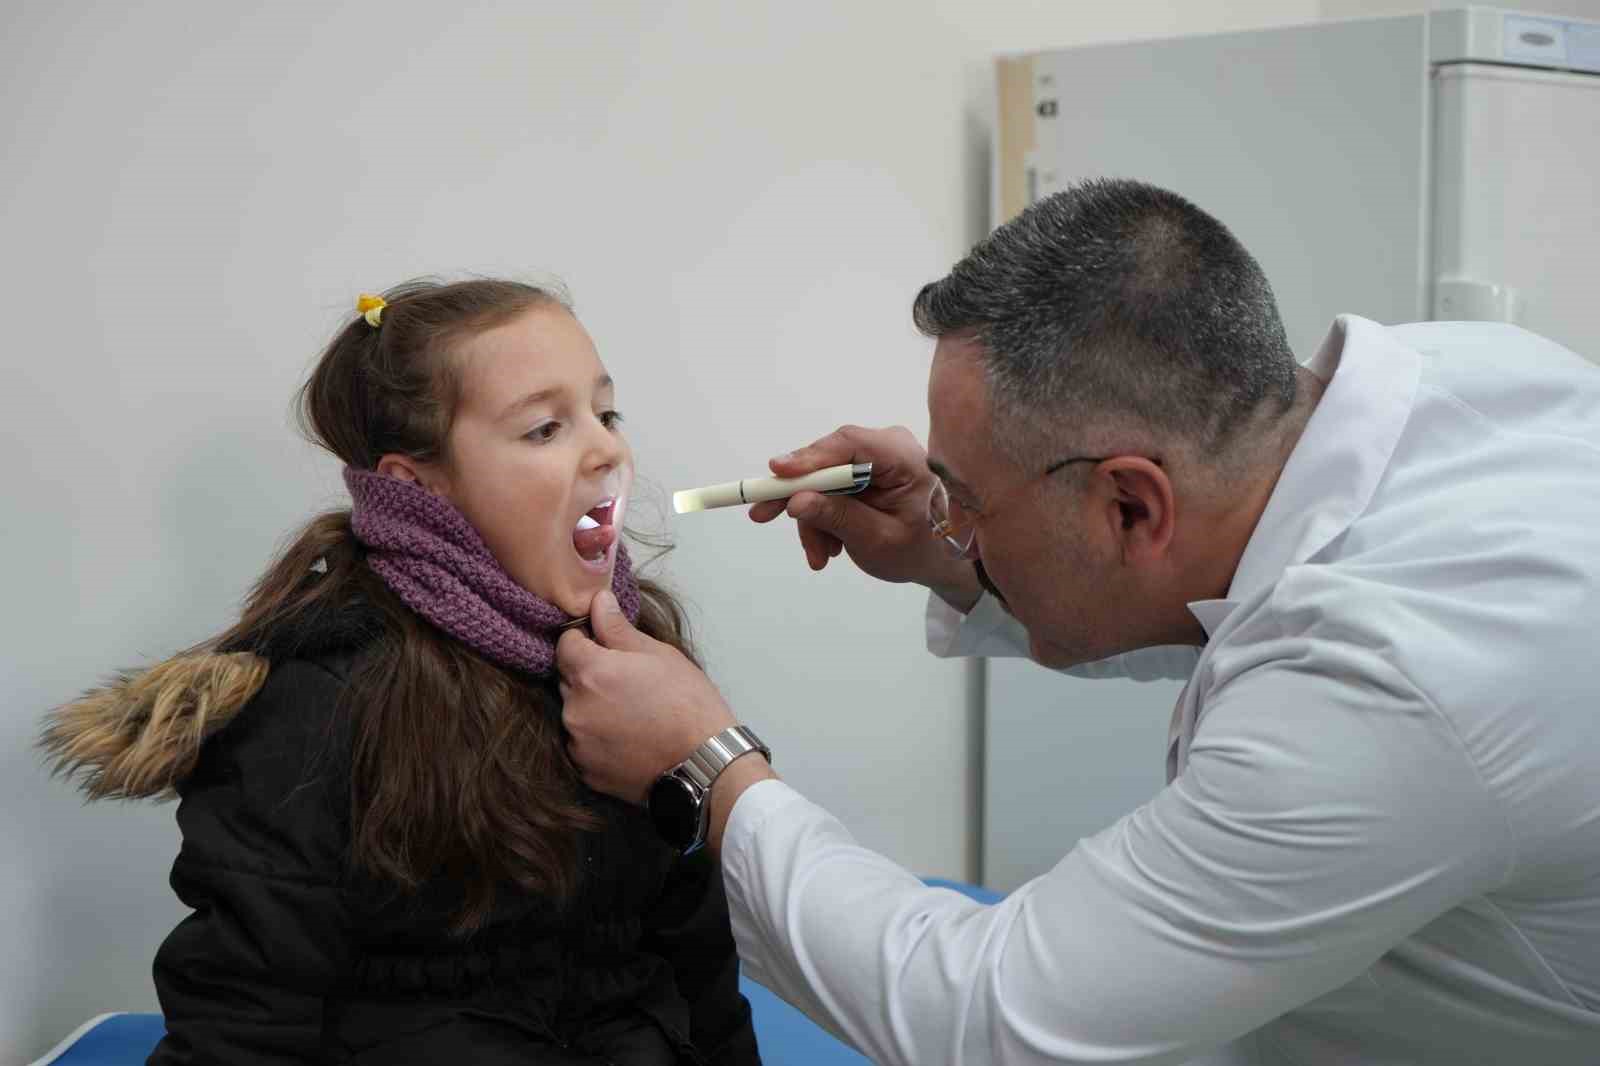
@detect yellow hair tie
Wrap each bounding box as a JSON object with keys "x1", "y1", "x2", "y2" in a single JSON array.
[{"x1": 356, "y1": 293, "x2": 387, "y2": 327}]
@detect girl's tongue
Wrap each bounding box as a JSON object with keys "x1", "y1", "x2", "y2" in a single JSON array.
[{"x1": 572, "y1": 509, "x2": 616, "y2": 561}]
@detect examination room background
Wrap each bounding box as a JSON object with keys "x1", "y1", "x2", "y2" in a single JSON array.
[{"x1": 6, "y1": 0, "x2": 1597, "y2": 1059}]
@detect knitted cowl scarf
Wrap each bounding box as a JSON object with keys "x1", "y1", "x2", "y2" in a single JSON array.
[{"x1": 343, "y1": 466, "x2": 640, "y2": 676}]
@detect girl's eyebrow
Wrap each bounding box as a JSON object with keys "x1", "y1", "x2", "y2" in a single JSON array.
[{"x1": 498, "y1": 375, "x2": 613, "y2": 421}]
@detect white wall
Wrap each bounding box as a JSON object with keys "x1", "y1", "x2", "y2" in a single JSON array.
[{"x1": 0, "y1": 0, "x2": 1387, "y2": 1057}]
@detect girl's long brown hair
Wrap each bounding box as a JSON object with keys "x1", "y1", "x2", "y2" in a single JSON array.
[{"x1": 209, "y1": 278, "x2": 697, "y2": 932}]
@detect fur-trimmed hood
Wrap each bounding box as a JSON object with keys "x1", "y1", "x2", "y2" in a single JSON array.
[
  {"x1": 41, "y1": 651, "x2": 272, "y2": 801},
  {"x1": 41, "y1": 596, "x2": 382, "y2": 801}
]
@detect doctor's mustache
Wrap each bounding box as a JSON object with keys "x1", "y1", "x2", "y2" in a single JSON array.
[{"x1": 974, "y1": 559, "x2": 1008, "y2": 609}]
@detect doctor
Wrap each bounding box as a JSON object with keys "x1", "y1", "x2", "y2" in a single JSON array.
[{"x1": 557, "y1": 179, "x2": 1600, "y2": 1063}]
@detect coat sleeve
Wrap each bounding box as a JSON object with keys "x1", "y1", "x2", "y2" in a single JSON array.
[
  {"x1": 149, "y1": 660, "x2": 354, "y2": 1066},
  {"x1": 642, "y1": 849, "x2": 762, "y2": 1065}
]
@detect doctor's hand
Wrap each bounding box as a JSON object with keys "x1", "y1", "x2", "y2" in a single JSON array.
[
  {"x1": 750, "y1": 424, "x2": 981, "y2": 611},
  {"x1": 557, "y1": 589, "x2": 742, "y2": 806}
]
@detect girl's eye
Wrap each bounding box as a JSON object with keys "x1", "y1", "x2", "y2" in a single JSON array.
[
  {"x1": 600, "y1": 410, "x2": 624, "y2": 430},
  {"x1": 526, "y1": 421, "x2": 560, "y2": 443}
]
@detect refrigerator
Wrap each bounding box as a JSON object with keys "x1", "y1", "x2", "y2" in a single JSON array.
[{"x1": 982, "y1": 6, "x2": 1600, "y2": 890}]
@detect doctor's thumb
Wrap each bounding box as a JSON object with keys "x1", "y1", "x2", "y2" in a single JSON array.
[{"x1": 589, "y1": 589, "x2": 641, "y2": 651}]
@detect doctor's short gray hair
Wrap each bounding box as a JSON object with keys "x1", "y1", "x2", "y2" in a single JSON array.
[{"x1": 913, "y1": 178, "x2": 1298, "y2": 467}]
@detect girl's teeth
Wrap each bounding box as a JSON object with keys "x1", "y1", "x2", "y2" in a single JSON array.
[{"x1": 576, "y1": 514, "x2": 600, "y2": 531}]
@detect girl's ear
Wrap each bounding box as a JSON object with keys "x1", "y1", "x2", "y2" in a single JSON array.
[{"x1": 376, "y1": 453, "x2": 449, "y2": 496}]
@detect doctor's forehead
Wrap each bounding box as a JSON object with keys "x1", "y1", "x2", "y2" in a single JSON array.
[
  {"x1": 928, "y1": 336, "x2": 989, "y2": 402},
  {"x1": 928, "y1": 343, "x2": 994, "y2": 454}
]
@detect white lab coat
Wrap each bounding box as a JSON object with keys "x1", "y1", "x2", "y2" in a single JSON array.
[{"x1": 722, "y1": 316, "x2": 1600, "y2": 1064}]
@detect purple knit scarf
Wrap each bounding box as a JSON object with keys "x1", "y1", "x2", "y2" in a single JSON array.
[{"x1": 343, "y1": 466, "x2": 640, "y2": 676}]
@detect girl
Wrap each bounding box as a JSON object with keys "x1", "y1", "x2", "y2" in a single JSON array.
[{"x1": 42, "y1": 279, "x2": 760, "y2": 1066}]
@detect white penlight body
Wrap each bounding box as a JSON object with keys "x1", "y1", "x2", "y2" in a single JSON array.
[{"x1": 673, "y1": 463, "x2": 862, "y2": 514}]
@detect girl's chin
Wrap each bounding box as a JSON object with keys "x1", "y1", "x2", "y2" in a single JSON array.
[
  {"x1": 552, "y1": 547, "x2": 615, "y2": 615},
  {"x1": 551, "y1": 586, "x2": 601, "y2": 619},
  {"x1": 512, "y1": 567, "x2": 613, "y2": 621}
]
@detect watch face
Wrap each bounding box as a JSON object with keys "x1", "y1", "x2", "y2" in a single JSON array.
[{"x1": 648, "y1": 775, "x2": 701, "y2": 851}]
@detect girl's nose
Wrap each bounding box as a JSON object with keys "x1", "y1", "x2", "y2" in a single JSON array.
[{"x1": 585, "y1": 416, "x2": 625, "y2": 473}]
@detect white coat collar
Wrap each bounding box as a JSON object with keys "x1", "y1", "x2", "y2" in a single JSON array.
[{"x1": 1185, "y1": 315, "x2": 1421, "y2": 639}]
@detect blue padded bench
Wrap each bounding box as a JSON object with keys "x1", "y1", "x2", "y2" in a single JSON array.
[{"x1": 29, "y1": 878, "x2": 1005, "y2": 1066}]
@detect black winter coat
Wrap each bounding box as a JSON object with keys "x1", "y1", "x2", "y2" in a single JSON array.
[{"x1": 54, "y1": 604, "x2": 761, "y2": 1066}]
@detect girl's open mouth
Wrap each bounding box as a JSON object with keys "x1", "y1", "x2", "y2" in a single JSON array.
[{"x1": 572, "y1": 499, "x2": 617, "y2": 565}]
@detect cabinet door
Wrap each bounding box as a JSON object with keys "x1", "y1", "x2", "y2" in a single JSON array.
[
  {"x1": 995, "y1": 15, "x2": 1429, "y2": 362},
  {"x1": 1432, "y1": 62, "x2": 1600, "y2": 361}
]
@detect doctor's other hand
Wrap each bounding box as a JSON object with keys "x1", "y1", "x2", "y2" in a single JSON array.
[
  {"x1": 557, "y1": 589, "x2": 739, "y2": 805},
  {"x1": 750, "y1": 424, "x2": 980, "y2": 611}
]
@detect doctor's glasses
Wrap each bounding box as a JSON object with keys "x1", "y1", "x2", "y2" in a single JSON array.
[{"x1": 927, "y1": 453, "x2": 1161, "y2": 559}]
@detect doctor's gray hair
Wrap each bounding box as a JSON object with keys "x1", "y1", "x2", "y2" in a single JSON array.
[{"x1": 913, "y1": 178, "x2": 1298, "y2": 467}]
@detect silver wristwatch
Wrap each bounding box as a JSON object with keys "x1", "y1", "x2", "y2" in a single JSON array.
[{"x1": 646, "y1": 726, "x2": 771, "y2": 854}]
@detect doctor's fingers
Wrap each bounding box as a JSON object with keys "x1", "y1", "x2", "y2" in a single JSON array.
[
  {"x1": 555, "y1": 628, "x2": 615, "y2": 688},
  {"x1": 555, "y1": 627, "x2": 593, "y2": 671},
  {"x1": 748, "y1": 498, "x2": 787, "y2": 523},
  {"x1": 768, "y1": 424, "x2": 927, "y2": 488},
  {"x1": 788, "y1": 491, "x2": 907, "y2": 555},
  {"x1": 797, "y1": 521, "x2": 845, "y2": 570},
  {"x1": 753, "y1": 426, "x2": 928, "y2": 527}
]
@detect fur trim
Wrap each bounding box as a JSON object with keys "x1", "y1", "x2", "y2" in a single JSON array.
[{"x1": 40, "y1": 652, "x2": 269, "y2": 801}]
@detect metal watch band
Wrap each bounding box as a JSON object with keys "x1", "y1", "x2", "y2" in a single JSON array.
[{"x1": 673, "y1": 725, "x2": 771, "y2": 791}]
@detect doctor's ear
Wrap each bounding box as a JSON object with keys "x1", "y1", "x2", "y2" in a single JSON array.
[{"x1": 1099, "y1": 458, "x2": 1174, "y2": 562}]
